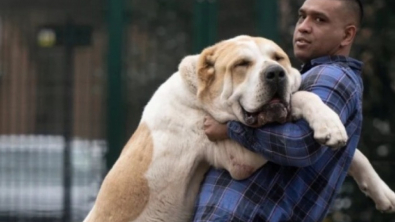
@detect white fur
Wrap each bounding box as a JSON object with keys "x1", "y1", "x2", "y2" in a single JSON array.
[
  {"x1": 133, "y1": 69, "x2": 268, "y2": 221},
  {"x1": 349, "y1": 149, "x2": 395, "y2": 212}
]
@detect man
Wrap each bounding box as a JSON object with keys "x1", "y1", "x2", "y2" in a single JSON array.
[{"x1": 193, "y1": 0, "x2": 364, "y2": 221}]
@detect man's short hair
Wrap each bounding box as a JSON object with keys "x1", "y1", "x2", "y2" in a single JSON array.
[{"x1": 342, "y1": 0, "x2": 364, "y2": 26}]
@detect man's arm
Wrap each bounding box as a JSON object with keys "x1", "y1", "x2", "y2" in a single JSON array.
[{"x1": 227, "y1": 65, "x2": 358, "y2": 167}]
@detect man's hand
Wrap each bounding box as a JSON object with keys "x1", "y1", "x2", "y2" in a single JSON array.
[{"x1": 203, "y1": 115, "x2": 229, "y2": 141}]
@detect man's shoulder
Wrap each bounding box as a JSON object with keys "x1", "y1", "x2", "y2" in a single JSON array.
[
  {"x1": 302, "y1": 56, "x2": 362, "y2": 80},
  {"x1": 304, "y1": 62, "x2": 346, "y2": 76},
  {"x1": 300, "y1": 62, "x2": 361, "y2": 93},
  {"x1": 304, "y1": 56, "x2": 363, "y2": 71},
  {"x1": 302, "y1": 63, "x2": 349, "y2": 83}
]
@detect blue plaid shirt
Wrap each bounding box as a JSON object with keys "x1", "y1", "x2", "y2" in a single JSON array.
[{"x1": 193, "y1": 56, "x2": 363, "y2": 222}]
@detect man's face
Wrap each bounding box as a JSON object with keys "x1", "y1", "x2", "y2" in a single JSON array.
[{"x1": 293, "y1": 0, "x2": 348, "y2": 62}]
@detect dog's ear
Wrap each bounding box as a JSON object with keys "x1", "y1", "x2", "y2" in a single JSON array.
[
  {"x1": 178, "y1": 54, "x2": 200, "y2": 93},
  {"x1": 197, "y1": 45, "x2": 218, "y2": 99}
]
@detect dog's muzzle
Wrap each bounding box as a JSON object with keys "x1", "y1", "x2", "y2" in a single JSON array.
[
  {"x1": 243, "y1": 65, "x2": 291, "y2": 127},
  {"x1": 243, "y1": 99, "x2": 290, "y2": 127}
]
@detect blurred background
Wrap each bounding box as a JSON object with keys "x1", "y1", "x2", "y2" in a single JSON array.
[{"x1": 0, "y1": 0, "x2": 394, "y2": 221}]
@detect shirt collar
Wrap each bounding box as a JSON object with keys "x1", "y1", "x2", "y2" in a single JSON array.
[{"x1": 300, "y1": 55, "x2": 363, "y2": 74}]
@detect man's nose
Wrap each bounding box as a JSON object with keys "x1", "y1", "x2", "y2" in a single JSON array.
[
  {"x1": 262, "y1": 65, "x2": 286, "y2": 84},
  {"x1": 297, "y1": 18, "x2": 312, "y2": 33}
]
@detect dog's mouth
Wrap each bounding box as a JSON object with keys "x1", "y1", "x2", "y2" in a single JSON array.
[{"x1": 242, "y1": 96, "x2": 290, "y2": 127}]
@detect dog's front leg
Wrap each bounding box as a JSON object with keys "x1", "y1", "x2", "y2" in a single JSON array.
[
  {"x1": 291, "y1": 91, "x2": 348, "y2": 149},
  {"x1": 349, "y1": 149, "x2": 395, "y2": 212},
  {"x1": 207, "y1": 140, "x2": 267, "y2": 180}
]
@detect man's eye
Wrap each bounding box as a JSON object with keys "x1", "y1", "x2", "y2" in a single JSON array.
[
  {"x1": 315, "y1": 17, "x2": 325, "y2": 22},
  {"x1": 297, "y1": 14, "x2": 306, "y2": 23}
]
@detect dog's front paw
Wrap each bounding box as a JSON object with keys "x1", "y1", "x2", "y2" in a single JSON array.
[{"x1": 309, "y1": 107, "x2": 348, "y2": 149}]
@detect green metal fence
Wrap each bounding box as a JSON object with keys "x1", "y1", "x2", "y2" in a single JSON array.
[{"x1": 0, "y1": 0, "x2": 107, "y2": 221}]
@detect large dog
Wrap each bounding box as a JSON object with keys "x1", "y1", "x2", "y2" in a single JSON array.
[{"x1": 84, "y1": 36, "x2": 395, "y2": 222}]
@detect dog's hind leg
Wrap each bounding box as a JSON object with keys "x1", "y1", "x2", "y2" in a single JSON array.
[{"x1": 349, "y1": 149, "x2": 395, "y2": 213}]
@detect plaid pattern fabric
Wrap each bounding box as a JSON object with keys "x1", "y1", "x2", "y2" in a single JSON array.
[{"x1": 193, "y1": 56, "x2": 364, "y2": 222}]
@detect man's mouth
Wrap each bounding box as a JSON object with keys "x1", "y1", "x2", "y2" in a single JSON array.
[
  {"x1": 242, "y1": 97, "x2": 290, "y2": 127},
  {"x1": 295, "y1": 38, "x2": 311, "y2": 47}
]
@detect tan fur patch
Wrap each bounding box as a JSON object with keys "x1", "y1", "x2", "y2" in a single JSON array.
[
  {"x1": 231, "y1": 65, "x2": 249, "y2": 86},
  {"x1": 86, "y1": 122, "x2": 153, "y2": 222},
  {"x1": 197, "y1": 41, "x2": 239, "y2": 101}
]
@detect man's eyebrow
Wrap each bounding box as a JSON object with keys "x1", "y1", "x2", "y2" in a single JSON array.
[
  {"x1": 298, "y1": 8, "x2": 329, "y2": 20},
  {"x1": 311, "y1": 11, "x2": 329, "y2": 19}
]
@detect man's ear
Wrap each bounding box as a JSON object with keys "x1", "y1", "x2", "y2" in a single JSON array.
[
  {"x1": 341, "y1": 25, "x2": 357, "y2": 47},
  {"x1": 197, "y1": 45, "x2": 218, "y2": 99}
]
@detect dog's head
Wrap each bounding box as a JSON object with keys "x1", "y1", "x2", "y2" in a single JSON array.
[{"x1": 180, "y1": 35, "x2": 301, "y2": 127}]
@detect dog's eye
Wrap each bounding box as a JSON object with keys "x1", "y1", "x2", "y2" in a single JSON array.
[
  {"x1": 235, "y1": 60, "x2": 251, "y2": 67},
  {"x1": 274, "y1": 54, "x2": 284, "y2": 62}
]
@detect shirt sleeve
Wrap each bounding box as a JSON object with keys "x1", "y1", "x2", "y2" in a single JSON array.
[{"x1": 227, "y1": 65, "x2": 357, "y2": 167}]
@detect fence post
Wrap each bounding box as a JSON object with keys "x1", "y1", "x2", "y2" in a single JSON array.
[
  {"x1": 193, "y1": 0, "x2": 218, "y2": 53},
  {"x1": 62, "y1": 19, "x2": 75, "y2": 222},
  {"x1": 107, "y1": 0, "x2": 126, "y2": 170},
  {"x1": 256, "y1": 0, "x2": 278, "y2": 42}
]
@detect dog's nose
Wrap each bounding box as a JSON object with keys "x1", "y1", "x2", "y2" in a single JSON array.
[{"x1": 263, "y1": 65, "x2": 286, "y2": 83}]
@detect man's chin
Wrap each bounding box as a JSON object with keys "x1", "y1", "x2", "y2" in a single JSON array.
[{"x1": 293, "y1": 51, "x2": 311, "y2": 63}]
